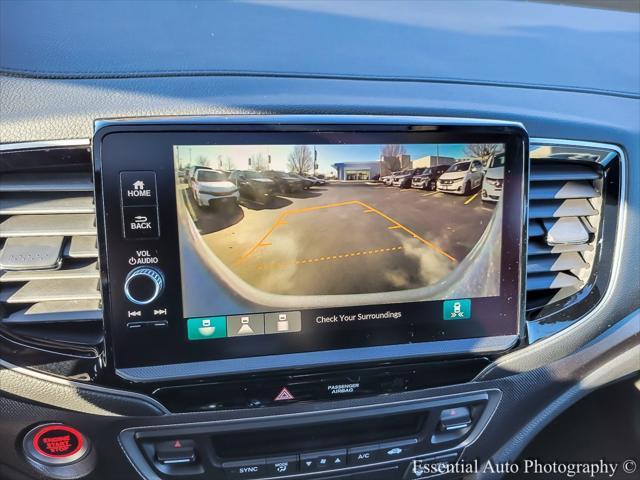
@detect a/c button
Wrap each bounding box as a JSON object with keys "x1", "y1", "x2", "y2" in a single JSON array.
[{"x1": 348, "y1": 444, "x2": 379, "y2": 465}]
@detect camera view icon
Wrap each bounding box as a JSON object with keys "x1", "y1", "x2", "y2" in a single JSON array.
[
  {"x1": 443, "y1": 299, "x2": 471, "y2": 320},
  {"x1": 187, "y1": 316, "x2": 227, "y2": 340},
  {"x1": 265, "y1": 311, "x2": 302, "y2": 335},
  {"x1": 227, "y1": 314, "x2": 265, "y2": 337}
]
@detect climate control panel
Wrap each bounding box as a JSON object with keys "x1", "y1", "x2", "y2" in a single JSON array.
[{"x1": 119, "y1": 391, "x2": 499, "y2": 480}]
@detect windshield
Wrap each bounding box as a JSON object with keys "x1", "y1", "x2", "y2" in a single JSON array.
[
  {"x1": 197, "y1": 170, "x2": 227, "y2": 182},
  {"x1": 489, "y1": 154, "x2": 506, "y2": 168},
  {"x1": 447, "y1": 162, "x2": 470, "y2": 172}
]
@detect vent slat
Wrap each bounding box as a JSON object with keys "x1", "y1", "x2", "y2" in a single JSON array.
[
  {"x1": 527, "y1": 253, "x2": 589, "y2": 274},
  {"x1": 0, "y1": 261, "x2": 99, "y2": 282},
  {"x1": 65, "y1": 236, "x2": 99, "y2": 258},
  {"x1": 529, "y1": 181, "x2": 598, "y2": 200},
  {"x1": 0, "y1": 236, "x2": 64, "y2": 270},
  {"x1": 529, "y1": 199, "x2": 598, "y2": 219},
  {"x1": 0, "y1": 192, "x2": 94, "y2": 215},
  {"x1": 529, "y1": 163, "x2": 600, "y2": 182},
  {"x1": 2, "y1": 300, "x2": 102, "y2": 324},
  {"x1": 0, "y1": 173, "x2": 93, "y2": 192},
  {"x1": 526, "y1": 272, "x2": 582, "y2": 291},
  {"x1": 543, "y1": 217, "x2": 590, "y2": 245},
  {"x1": 1, "y1": 278, "x2": 101, "y2": 304},
  {"x1": 0, "y1": 214, "x2": 96, "y2": 238},
  {"x1": 527, "y1": 239, "x2": 593, "y2": 256}
]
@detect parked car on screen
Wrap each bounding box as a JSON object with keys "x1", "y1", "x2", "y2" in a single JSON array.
[
  {"x1": 382, "y1": 170, "x2": 405, "y2": 186},
  {"x1": 481, "y1": 153, "x2": 505, "y2": 202},
  {"x1": 392, "y1": 167, "x2": 426, "y2": 188},
  {"x1": 288, "y1": 173, "x2": 315, "y2": 189},
  {"x1": 437, "y1": 160, "x2": 484, "y2": 195},
  {"x1": 185, "y1": 165, "x2": 213, "y2": 185},
  {"x1": 380, "y1": 174, "x2": 394, "y2": 185},
  {"x1": 189, "y1": 169, "x2": 239, "y2": 207},
  {"x1": 411, "y1": 165, "x2": 451, "y2": 190},
  {"x1": 263, "y1": 171, "x2": 304, "y2": 193},
  {"x1": 228, "y1": 170, "x2": 277, "y2": 204},
  {"x1": 304, "y1": 175, "x2": 326, "y2": 186}
]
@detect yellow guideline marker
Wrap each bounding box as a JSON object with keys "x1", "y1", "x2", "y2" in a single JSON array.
[{"x1": 464, "y1": 193, "x2": 479, "y2": 205}]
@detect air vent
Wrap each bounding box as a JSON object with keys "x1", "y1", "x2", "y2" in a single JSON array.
[
  {"x1": 0, "y1": 143, "x2": 103, "y2": 350},
  {"x1": 526, "y1": 144, "x2": 616, "y2": 322}
]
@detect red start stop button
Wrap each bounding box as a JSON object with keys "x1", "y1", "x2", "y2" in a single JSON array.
[
  {"x1": 24, "y1": 423, "x2": 90, "y2": 466},
  {"x1": 33, "y1": 425, "x2": 83, "y2": 458}
]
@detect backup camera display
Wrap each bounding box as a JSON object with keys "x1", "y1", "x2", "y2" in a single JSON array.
[{"x1": 174, "y1": 142, "x2": 506, "y2": 326}]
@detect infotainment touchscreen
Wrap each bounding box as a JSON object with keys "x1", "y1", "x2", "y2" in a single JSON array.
[
  {"x1": 95, "y1": 120, "x2": 527, "y2": 377},
  {"x1": 176, "y1": 144, "x2": 504, "y2": 313}
]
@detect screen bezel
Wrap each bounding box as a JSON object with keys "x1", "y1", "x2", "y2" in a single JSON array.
[{"x1": 94, "y1": 117, "x2": 528, "y2": 382}]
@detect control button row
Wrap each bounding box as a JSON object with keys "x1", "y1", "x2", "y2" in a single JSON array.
[
  {"x1": 223, "y1": 455, "x2": 298, "y2": 479},
  {"x1": 222, "y1": 439, "x2": 418, "y2": 479},
  {"x1": 301, "y1": 448, "x2": 346, "y2": 471},
  {"x1": 120, "y1": 171, "x2": 160, "y2": 239},
  {"x1": 187, "y1": 311, "x2": 301, "y2": 341},
  {"x1": 348, "y1": 439, "x2": 418, "y2": 466}
]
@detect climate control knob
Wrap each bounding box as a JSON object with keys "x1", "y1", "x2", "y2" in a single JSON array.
[{"x1": 124, "y1": 267, "x2": 164, "y2": 305}]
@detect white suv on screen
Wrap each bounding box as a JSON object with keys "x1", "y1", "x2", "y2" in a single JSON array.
[
  {"x1": 481, "y1": 153, "x2": 505, "y2": 202},
  {"x1": 189, "y1": 168, "x2": 239, "y2": 207},
  {"x1": 437, "y1": 160, "x2": 484, "y2": 196}
]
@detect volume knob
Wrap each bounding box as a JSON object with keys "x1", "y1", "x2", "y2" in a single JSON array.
[{"x1": 124, "y1": 267, "x2": 164, "y2": 305}]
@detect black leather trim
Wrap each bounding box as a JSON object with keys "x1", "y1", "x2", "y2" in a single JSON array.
[{"x1": 0, "y1": 361, "x2": 167, "y2": 417}]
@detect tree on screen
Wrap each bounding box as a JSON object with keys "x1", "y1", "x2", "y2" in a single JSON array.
[
  {"x1": 219, "y1": 155, "x2": 235, "y2": 170},
  {"x1": 249, "y1": 153, "x2": 268, "y2": 171},
  {"x1": 464, "y1": 144, "x2": 502, "y2": 166},
  {"x1": 380, "y1": 144, "x2": 407, "y2": 172},
  {"x1": 381, "y1": 144, "x2": 407, "y2": 157},
  {"x1": 288, "y1": 145, "x2": 314, "y2": 174}
]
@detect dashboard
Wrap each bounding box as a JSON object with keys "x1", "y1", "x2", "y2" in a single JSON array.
[{"x1": 0, "y1": 2, "x2": 638, "y2": 480}]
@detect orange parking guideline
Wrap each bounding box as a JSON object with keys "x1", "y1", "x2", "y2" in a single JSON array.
[
  {"x1": 256, "y1": 246, "x2": 405, "y2": 270},
  {"x1": 238, "y1": 199, "x2": 457, "y2": 263},
  {"x1": 464, "y1": 193, "x2": 479, "y2": 205},
  {"x1": 354, "y1": 200, "x2": 457, "y2": 263}
]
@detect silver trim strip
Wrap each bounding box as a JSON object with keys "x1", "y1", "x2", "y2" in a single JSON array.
[
  {"x1": 0, "y1": 138, "x2": 90, "y2": 151},
  {"x1": 94, "y1": 115, "x2": 525, "y2": 131}
]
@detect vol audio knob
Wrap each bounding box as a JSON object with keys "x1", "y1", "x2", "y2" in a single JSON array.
[{"x1": 124, "y1": 267, "x2": 164, "y2": 305}]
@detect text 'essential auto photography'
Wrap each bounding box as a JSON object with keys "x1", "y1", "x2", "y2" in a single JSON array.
[{"x1": 174, "y1": 142, "x2": 505, "y2": 312}]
